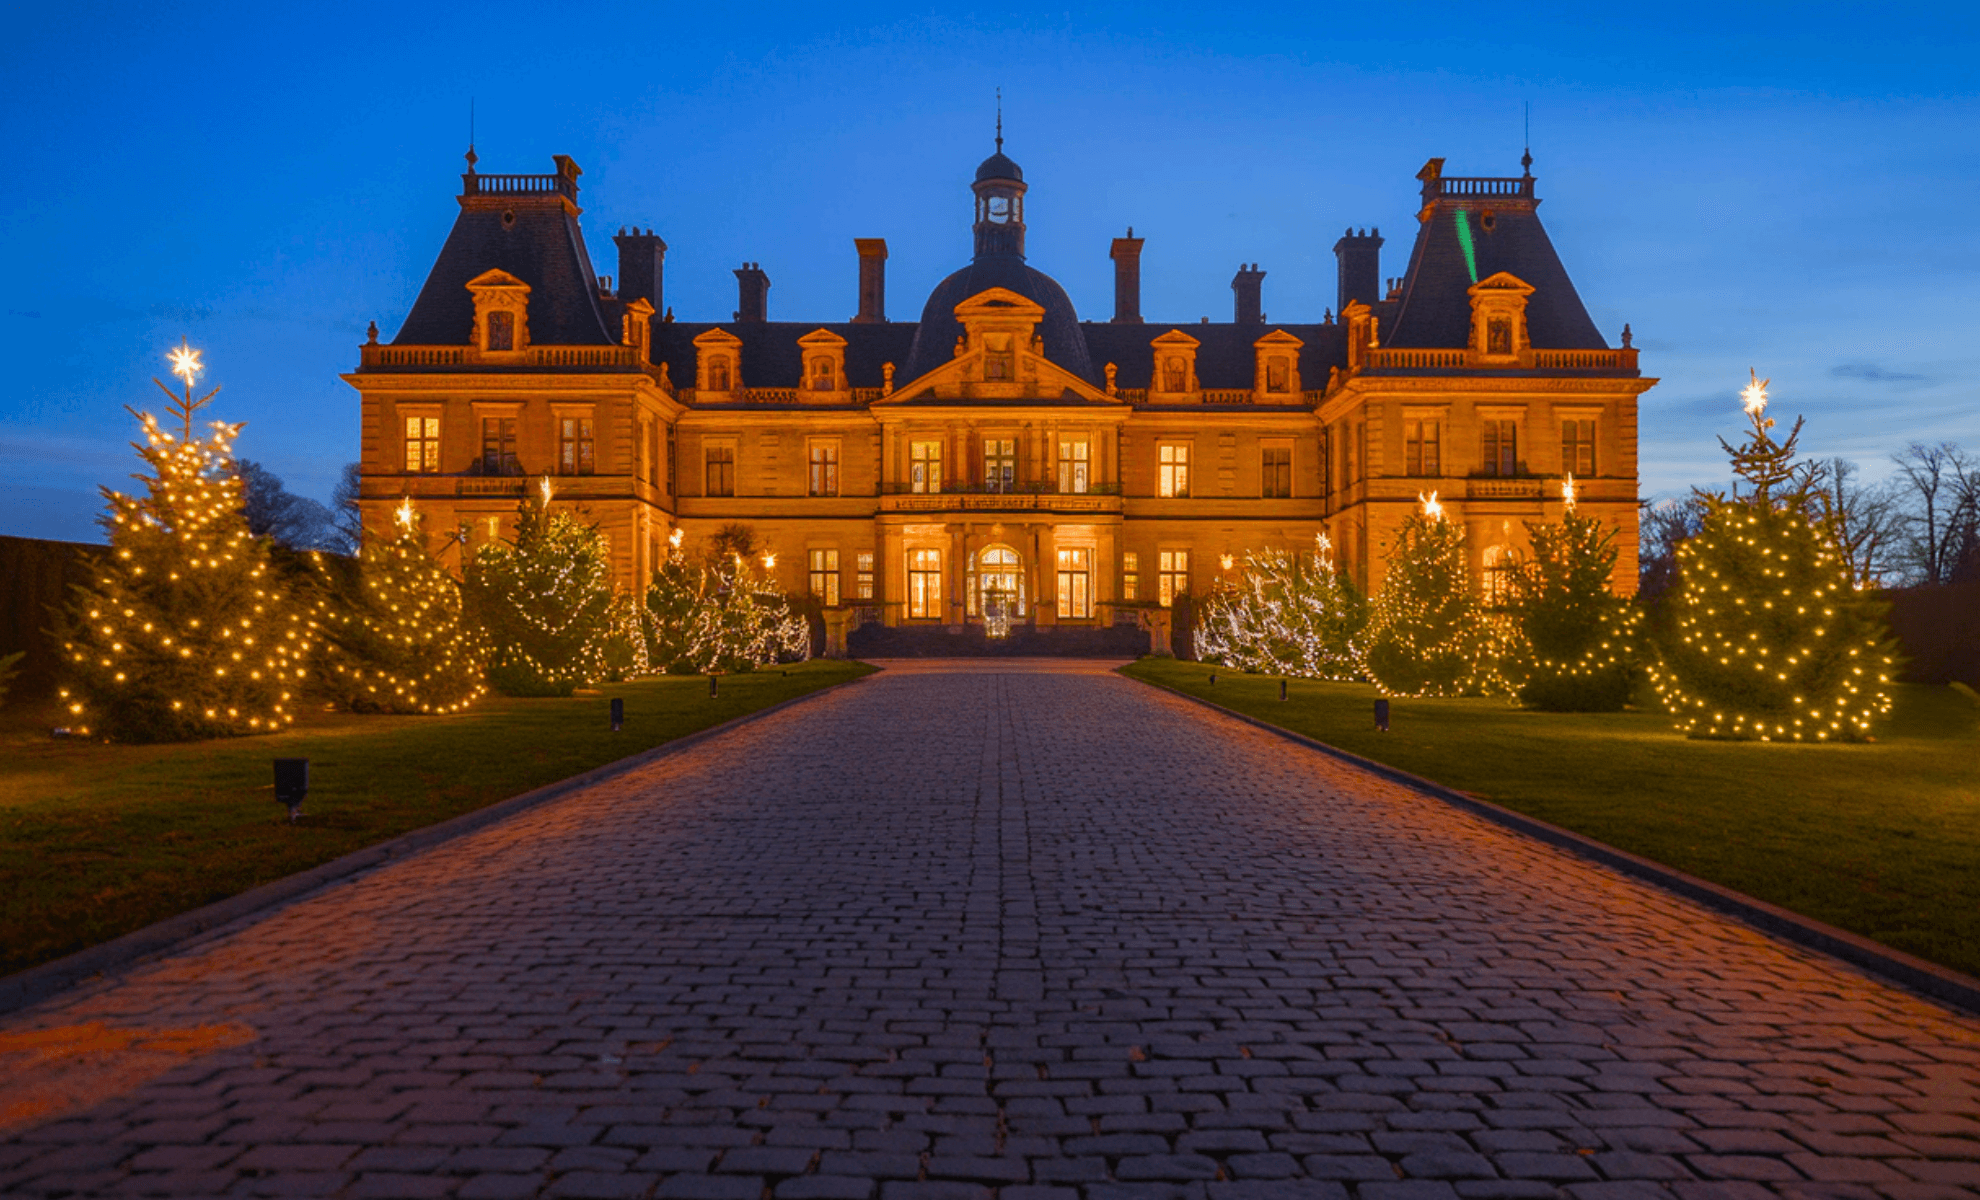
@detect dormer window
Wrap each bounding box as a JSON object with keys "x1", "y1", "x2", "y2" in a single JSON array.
[
  {"x1": 486, "y1": 310, "x2": 514, "y2": 352},
  {"x1": 1266, "y1": 356, "x2": 1290, "y2": 393},
  {"x1": 709, "y1": 356, "x2": 731, "y2": 392},
  {"x1": 1150, "y1": 330, "x2": 1201, "y2": 398},
  {"x1": 795, "y1": 328, "x2": 847, "y2": 399},
  {"x1": 809, "y1": 355, "x2": 834, "y2": 391},
  {"x1": 1487, "y1": 318, "x2": 1512, "y2": 356},
  {"x1": 1163, "y1": 358, "x2": 1186, "y2": 392},
  {"x1": 1251, "y1": 329, "x2": 1304, "y2": 400},
  {"x1": 1467, "y1": 271, "x2": 1535, "y2": 362},
  {"x1": 693, "y1": 327, "x2": 745, "y2": 396}
]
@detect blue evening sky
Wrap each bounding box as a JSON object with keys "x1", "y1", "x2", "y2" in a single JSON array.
[{"x1": 3, "y1": 1, "x2": 1976, "y2": 542}]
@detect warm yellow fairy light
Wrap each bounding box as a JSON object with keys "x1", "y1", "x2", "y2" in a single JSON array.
[
  {"x1": 1219, "y1": 553, "x2": 1235, "y2": 571},
  {"x1": 761, "y1": 551, "x2": 777, "y2": 570}
]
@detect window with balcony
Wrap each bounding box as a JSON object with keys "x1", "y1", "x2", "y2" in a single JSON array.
[
  {"x1": 1405, "y1": 420, "x2": 1441, "y2": 477},
  {"x1": 1159, "y1": 443, "x2": 1190, "y2": 498},
  {"x1": 1158, "y1": 550, "x2": 1190, "y2": 607},
  {"x1": 404, "y1": 416, "x2": 440, "y2": 473},
  {"x1": 1562, "y1": 419, "x2": 1596, "y2": 476},
  {"x1": 984, "y1": 438, "x2": 1016, "y2": 493},
  {"x1": 1122, "y1": 551, "x2": 1140, "y2": 602},
  {"x1": 705, "y1": 443, "x2": 736, "y2": 497},
  {"x1": 559, "y1": 417, "x2": 595, "y2": 476},
  {"x1": 1261, "y1": 444, "x2": 1292, "y2": 498},
  {"x1": 480, "y1": 417, "x2": 518, "y2": 475},
  {"x1": 856, "y1": 550, "x2": 874, "y2": 600},
  {"x1": 1057, "y1": 438, "x2": 1090, "y2": 494},
  {"x1": 908, "y1": 548, "x2": 942, "y2": 619},
  {"x1": 809, "y1": 548, "x2": 840, "y2": 606},
  {"x1": 1056, "y1": 548, "x2": 1092, "y2": 619},
  {"x1": 809, "y1": 441, "x2": 840, "y2": 497},
  {"x1": 1482, "y1": 420, "x2": 1519, "y2": 477},
  {"x1": 910, "y1": 439, "x2": 943, "y2": 494}
]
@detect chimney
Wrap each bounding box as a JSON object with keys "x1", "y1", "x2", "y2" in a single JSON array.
[
  {"x1": 852, "y1": 239, "x2": 887, "y2": 323},
  {"x1": 734, "y1": 262, "x2": 770, "y2": 323},
  {"x1": 614, "y1": 227, "x2": 668, "y2": 311},
  {"x1": 1110, "y1": 228, "x2": 1145, "y2": 323},
  {"x1": 1333, "y1": 227, "x2": 1384, "y2": 313},
  {"x1": 1231, "y1": 263, "x2": 1265, "y2": 324}
]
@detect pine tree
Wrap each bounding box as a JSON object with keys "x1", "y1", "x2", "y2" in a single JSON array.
[
  {"x1": 461, "y1": 482, "x2": 613, "y2": 696},
  {"x1": 1503, "y1": 480, "x2": 1645, "y2": 711},
  {"x1": 1194, "y1": 536, "x2": 1365, "y2": 679},
  {"x1": 309, "y1": 502, "x2": 486, "y2": 713},
  {"x1": 1360, "y1": 493, "x2": 1504, "y2": 697},
  {"x1": 641, "y1": 533, "x2": 808, "y2": 674},
  {"x1": 59, "y1": 349, "x2": 312, "y2": 741},
  {"x1": 1650, "y1": 373, "x2": 1895, "y2": 740}
]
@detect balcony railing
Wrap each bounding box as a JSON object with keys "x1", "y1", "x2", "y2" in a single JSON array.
[
  {"x1": 881, "y1": 481, "x2": 1123, "y2": 496},
  {"x1": 1424, "y1": 175, "x2": 1536, "y2": 203},
  {"x1": 1361, "y1": 346, "x2": 1639, "y2": 373},
  {"x1": 881, "y1": 491, "x2": 1123, "y2": 514},
  {"x1": 360, "y1": 344, "x2": 643, "y2": 369},
  {"x1": 461, "y1": 172, "x2": 578, "y2": 201},
  {"x1": 1366, "y1": 348, "x2": 1468, "y2": 369}
]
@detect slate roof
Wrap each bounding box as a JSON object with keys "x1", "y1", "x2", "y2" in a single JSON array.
[
  {"x1": 1384, "y1": 201, "x2": 1606, "y2": 350},
  {"x1": 394, "y1": 203, "x2": 616, "y2": 346},
  {"x1": 902, "y1": 256, "x2": 1096, "y2": 385},
  {"x1": 1081, "y1": 322, "x2": 1348, "y2": 391},
  {"x1": 651, "y1": 322, "x2": 918, "y2": 392}
]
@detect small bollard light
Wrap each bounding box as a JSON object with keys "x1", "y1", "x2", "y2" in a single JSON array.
[
  {"x1": 709, "y1": 673, "x2": 719, "y2": 698},
  {"x1": 1279, "y1": 678, "x2": 1288, "y2": 702},
  {"x1": 610, "y1": 697, "x2": 624, "y2": 732},
  {"x1": 1374, "y1": 698, "x2": 1390, "y2": 732},
  {"x1": 273, "y1": 757, "x2": 309, "y2": 823},
  {"x1": 1207, "y1": 671, "x2": 1216, "y2": 685}
]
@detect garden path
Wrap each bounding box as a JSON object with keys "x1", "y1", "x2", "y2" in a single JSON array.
[{"x1": 1, "y1": 662, "x2": 1976, "y2": 1200}]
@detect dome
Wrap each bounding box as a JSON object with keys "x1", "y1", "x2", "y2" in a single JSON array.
[
  {"x1": 975, "y1": 152, "x2": 1023, "y2": 183},
  {"x1": 901, "y1": 256, "x2": 1094, "y2": 385}
]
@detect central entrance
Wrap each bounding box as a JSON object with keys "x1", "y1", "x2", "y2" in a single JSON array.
[{"x1": 969, "y1": 544, "x2": 1027, "y2": 636}]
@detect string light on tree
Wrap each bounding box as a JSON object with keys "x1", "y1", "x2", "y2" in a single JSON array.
[
  {"x1": 1194, "y1": 533, "x2": 1366, "y2": 681},
  {"x1": 59, "y1": 347, "x2": 312, "y2": 741},
  {"x1": 461, "y1": 481, "x2": 615, "y2": 696},
  {"x1": 1358, "y1": 492, "x2": 1508, "y2": 698},
  {"x1": 1648, "y1": 372, "x2": 1895, "y2": 741},
  {"x1": 1500, "y1": 473, "x2": 1644, "y2": 711}
]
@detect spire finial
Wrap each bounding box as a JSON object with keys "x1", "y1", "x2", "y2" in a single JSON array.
[
  {"x1": 995, "y1": 87, "x2": 1003, "y2": 152},
  {"x1": 465, "y1": 98, "x2": 478, "y2": 172},
  {"x1": 1521, "y1": 101, "x2": 1532, "y2": 176}
]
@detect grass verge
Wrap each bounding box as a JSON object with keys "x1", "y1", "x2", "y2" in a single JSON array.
[
  {"x1": 0, "y1": 660, "x2": 873, "y2": 977},
  {"x1": 1121, "y1": 659, "x2": 1980, "y2": 980}
]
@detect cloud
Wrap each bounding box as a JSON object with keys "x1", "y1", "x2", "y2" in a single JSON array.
[{"x1": 1830, "y1": 362, "x2": 1930, "y2": 384}]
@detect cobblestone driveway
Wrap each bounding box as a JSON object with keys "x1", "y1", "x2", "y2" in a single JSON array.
[{"x1": 3, "y1": 663, "x2": 1977, "y2": 1200}]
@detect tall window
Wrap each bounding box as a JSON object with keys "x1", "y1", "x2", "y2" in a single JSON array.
[
  {"x1": 1482, "y1": 545, "x2": 1514, "y2": 606},
  {"x1": 1261, "y1": 444, "x2": 1292, "y2": 498},
  {"x1": 559, "y1": 417, "x2": 595, "y2": 475},
  {"x1": 1122, "y1": 551, "x2": 1140, "y2": 602},
  {"x1": 910, "y1": 439, "x2": 943, "y2": 494},
  {"x1": 1159, "y1": 443, "x2": 1190, "y2": 498},
  {"x1": 908, "y1": 548, "x2": 942, "y2": 619},
  {"x1": 809, "y1": 442, "x2": 840, "y2": 497},
  {"x1": 855, "y1": 550, "x2": 874, "y2": 600},
  {"x1": 1266, "y1": 356, "x2": 1290, "y2": 393},
  {"x1": 1158, "y1": 550, "x2": 1190, "y2": 608},
  {"x1": 984, "y1": 438, "x2": 1016, "y2": 493},
  {"x1": 1562, "y1": 419, "x2": 1596, "y2": 476},
  {"x1": 1482, "y1": 420, "x2": 1518, "y2": 477},
  {"x1": 1163, "y1": 357, "x2": 1186, "y2": 392},
  {"x1": 404, "y1": 416, "x2": 440, "y2": 473},
  {"x1": 708, "y1": 356, "x2": 731, "y2": 392},
  {"x1": 809, "y1": 549, "x2": 840, "y2": 606},
  {"x1": 480, "y1": 416, "x2": 518, "y2": 475},
  {"x1": 486, "y1": 310, "x2": 514, "y2": 352},
  {"x1": 1057, "y1": 438, "x2": 1090, "y2": 494},
  {"x1": 809, "y1": 356, "x2": 834, "y2": 391},
  {"x1": 1487, "y1": 318, "x2": 1513, "y2": 356},
  {"x1": 1405, "y1": 419, "x2": 1441, "y2": 476},
  {"x1": 1056, "y1": 548, "x2": 1092, "y2": 619},
  {"x1": 705, "y1": 444, "x2": 735, "y2": 496}
]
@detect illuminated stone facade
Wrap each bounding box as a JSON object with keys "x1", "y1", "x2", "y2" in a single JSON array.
[{"x1": 347, "y1": 147, "x2": 1654, "y2": 634}]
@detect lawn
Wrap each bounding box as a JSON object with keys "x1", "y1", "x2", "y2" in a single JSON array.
[
  {"x1": 1121, "y1": 659, "x2": 1980, "y2": 980},
  {"x1": 0, "y1": 660, "x2": 872, "y2": 977}
]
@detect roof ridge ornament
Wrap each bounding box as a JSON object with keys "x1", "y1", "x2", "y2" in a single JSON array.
[{"x1": 995, "y1": 87, "x2": 1003, "y2": 153}]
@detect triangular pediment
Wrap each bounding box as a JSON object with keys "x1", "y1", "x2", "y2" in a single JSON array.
[
  {"x1": 797, "y1": 327, "x2": 847, "y2": 350},
  {"x1": 1254, "y1": 328, "x2": 1305, "y2": 350},
  {"x1": 692, "y1": 326, "x2": 743, "y2": 349},
  {"x1": 465, "y1": 268, "x2": 530, "y2": 293},
  {"x1": 1150, "y1": 329, "x2": 1201, "y2": 350},
  {"x1": 953, "y1": 286, "x2": 1047, "y2": 321},
  {"x1": 1469, "y1": 271, "x2": 1535, "y2": 298}
]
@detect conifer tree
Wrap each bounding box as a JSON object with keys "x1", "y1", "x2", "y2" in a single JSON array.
[
  {"x1": 1503, "y1": 478, "x2": 1645, "y2": 711},
  {"x1": 461, "y1": 480, "x2": 613, "y2": 696},
  {"x1": 1194, "y1": 535, "x2": 1365, "y2": 679},
  {"x1": 1651, "y1": 373, "x2": 1895, "y2": 740},
  {"x1": 1360, "y1": 493, "x2": 1504, "y2": 697},
  {"x1": 59, "y1": 345, "x2": 312, "y2": 741},
  {"x1": 641, "y1": 532, "x2": 808, "y2": 674},
  {"x1": 310, "y1": 501, "x2": 486, "y2": 713}
]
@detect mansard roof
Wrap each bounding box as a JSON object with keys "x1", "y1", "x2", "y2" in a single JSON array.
[
  {"x1": 652, "y1": 322, "x2": 918, "y2": 392},
  {"x1": 1081, "y1": 323, "x2": 1347, "y2": 391},
  {"x1": 394, "y1": 187, "x2": 615, "y2": 347}
]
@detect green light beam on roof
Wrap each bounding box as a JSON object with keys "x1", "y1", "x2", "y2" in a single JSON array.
[{"x1": 1454, "y1": 208, "x2": 1478, "y2": 284}]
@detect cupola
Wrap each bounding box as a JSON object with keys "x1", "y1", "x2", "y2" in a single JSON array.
[{"x1": 972, "y1": 127, "x2": 1027, "y2": 260}]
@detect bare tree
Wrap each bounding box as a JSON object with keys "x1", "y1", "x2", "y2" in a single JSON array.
[
  {"x1": 238, "y1": 459, "x2": 338, "y2": 552},
  {"x1": 1637, "y1": 495, "x2": 1705, "y2": 606},
  {"x1": 1805, "y1": 457, "x2": 1904, "y2": 588},
  {"x1": 328, "y1": 462, "x2": 363, "y2": 554},
  {"x1": 1889, "y1": 442, "x2": 1980, "y2": 585}
]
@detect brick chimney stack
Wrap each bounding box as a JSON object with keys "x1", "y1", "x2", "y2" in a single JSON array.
[
  {"x1": 1231, "y1": 263, "x2": 1265, "y2": 324},
  {"x1": 1333, "y1": 227, "x2": 1384, "y2": 314},
  {"x1": 852, "y1": 239, "x2": 887, "y2": 324},
  {"x1": 1110, "y1": 229, "x2": 1145, "y2": 324},
  {"x1": 613, "y1": 228, "x2": 667, "y2": 312},
  {"x1": 734, "y1": 263, "x2": 770, "y2": 323}
]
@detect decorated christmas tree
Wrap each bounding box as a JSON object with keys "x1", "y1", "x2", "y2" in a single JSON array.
[
  {"x1": 642, "y1": 528, "x2": 717, "y2": 673},
  {"x1": 640, "y1": 530, "x2": 809, "y2": 674},
  {"x1": 461, "y1": 479, "x2": 614, "y2": 696},
  {"x1": 59, "y1": 344, "x2": 313, "y2": 741},
  {"x1": 1360, "y1": 492, "x2": 1505, "y2": 697},
  {"x1": 1194, "y1": 534, "x2": 1365, "y2": 679},
  {"x1": 1650, "y1": 372, "x2": 1894, "y2": 740},
  {"x1": 309, "y1": 500, "x2": 486, "y2": 713},
  {"x1": 1503, "y1": 477, "x2": 1645, "y2": 711}
]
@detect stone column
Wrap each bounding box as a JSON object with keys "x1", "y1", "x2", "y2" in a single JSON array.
[
  {"x1": 1035, "y1": 522, "x2": 1058, "y2": 625},
  {"x1": 882, "y1": 525, "x2": 904, "y2": 626},
  {"x1": 950, "y1": 523, "x2": 969, "y2": 627}
]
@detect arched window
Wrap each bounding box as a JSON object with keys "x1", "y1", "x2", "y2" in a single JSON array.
[
  {"x1": 971, "y1": 545, "x2": 1025, "y2": 622},
  {"x1": 1482, "y1": 544, "x2": 1515, "y2": 606}
]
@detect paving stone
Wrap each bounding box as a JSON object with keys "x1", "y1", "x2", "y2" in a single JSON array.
[{"x1": 1, "y1": 664, "x2": 1977, "y2": 1200}]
